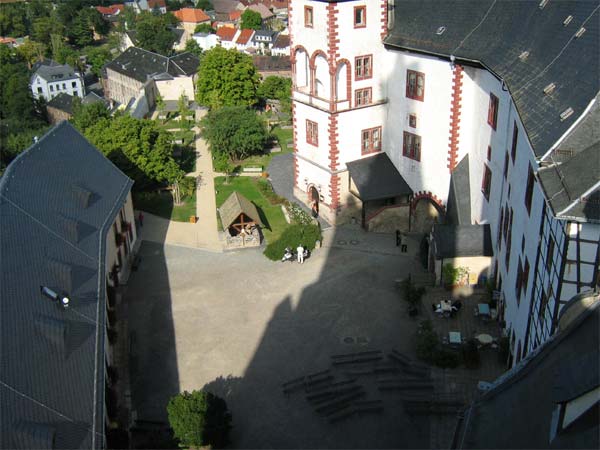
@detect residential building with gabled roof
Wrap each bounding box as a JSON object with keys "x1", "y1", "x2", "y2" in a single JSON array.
[
  {"x1": 216, "y1": 26, "x2": 238, "y2": 49},
  {"x1": 30, "y1": 60, "x2": 85, "y2": 101}
]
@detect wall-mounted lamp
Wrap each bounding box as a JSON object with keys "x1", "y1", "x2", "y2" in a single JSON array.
[{"x1": 449, "y1": 54, "x2": 456, "y2": 69}]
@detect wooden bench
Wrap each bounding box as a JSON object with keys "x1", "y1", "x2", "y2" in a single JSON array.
[{"x1": 242, "y1": 166, "x2": 263, "y2": 173}]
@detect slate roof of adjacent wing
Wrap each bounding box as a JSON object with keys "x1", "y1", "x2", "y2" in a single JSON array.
[
  {"x1": 385, "y1": 0, "x2": 600, "y2": 157},
  {"x1": 346, "y1": 152, "x2": 413, "y2": 202},
  {"x1": 173, "y1": 8, "x2": 211, "y2": 23},
  {"x1": 252, "y1": 55, "x2": 291, "y2": 71},
  {"x1": 455, "y1": 293, "x2": 600, "y2": 449},
  {"x1": 104, "y1": 47, "x2": 199, "y2": 83},
  {"x1": 446, "y1": 154, "x2": 471, "y2": 226},
  {"x1": 47, "y1": 92, "x2": 109, "y2": 114},
  {"x1": 0, "y1": 121, "x2": 133, "y2": 449},
  {"x1": 431, "y1": 224, "x2": 493, "y2": 259}
]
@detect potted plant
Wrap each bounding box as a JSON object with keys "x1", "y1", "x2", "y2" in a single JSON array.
[{"x1": 442, "y1": 264, "x2": 469, "y2": 289}]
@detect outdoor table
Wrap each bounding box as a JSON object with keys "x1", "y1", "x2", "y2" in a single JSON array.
[
  {"x1": 477, "y1": 303, "x2": 491, "y2": 316},
  {"x1": 476, "y1": 334, "x2": 494, "y2": 345},
  {"x1": 440, "y1": 300, "x2": 453, "y2": 313},
  {"x1": 448, "y1": 331, "x2": 462, "y2": 345}
]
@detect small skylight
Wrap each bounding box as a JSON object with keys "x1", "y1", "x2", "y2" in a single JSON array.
[
  {"x1": 563, "y1": 15, "x2": 573, "y2": 26},
  {"x1": 575, "y1": 27, "x2": 586, "y2": 38},
  {"x1": 543, "y1": 82, "x2": 556, "y2": 95},
  {"x1": 560, "y1": 107, "x2": 574, "y2": 121},
  {"x1": 539, "y1": 0, "x2": 549, "y2": 9},
  {"x1": 436, "y1": 26, "x2": 446, "y2": 35},
  {"x1": 519, "y1": 51, "x2": 530, "y2": 61}
]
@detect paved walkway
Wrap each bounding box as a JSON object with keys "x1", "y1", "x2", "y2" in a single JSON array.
[{"x1": 138, "y1": 128, "x2": 222, "y2": 252}]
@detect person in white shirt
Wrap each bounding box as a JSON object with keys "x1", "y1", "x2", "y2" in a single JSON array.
[{"x1": 297, "y1": 244, "x2": 304, "y2": 264}]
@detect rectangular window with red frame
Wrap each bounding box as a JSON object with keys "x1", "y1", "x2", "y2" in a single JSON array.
[
  {"x1": 402, "y1": 131, "x2": 421, "y2": 161},
  {"x1": 354, "y1": 5, "x2": 366, "y2": 28},
  {"x1": 304, "y1": 6, "x2": 313, "y2": 27},
  {"x1": 524, "y1": 165, "x2": 534, "y2": 214},
  {"x1": 354, "y1": 87, "x2": 372, "y2": 106},
  {"x1": 488, "y1": 93, "x2": 499, "y2": 129},
  {"x1": 511, "y1": 121, "x2": 519, "y2": 161},
  {"x1": 355, "y1": 55, "x2": 372, "y2": 80},
  {"x1": 361, "y1": 126, "x2": 381, "y2": 154},
  {"x1": 306, "y1": 119, "x2": 318, "y2": 146},
  {"x1": 482, "y1": 164, "x2": 492, "y2": 201},
  {"x1": 406, "y1": 70, "x2": 425, "y2": 101}
]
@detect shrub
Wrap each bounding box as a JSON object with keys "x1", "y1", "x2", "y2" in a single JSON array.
[
  {"x1": 286, "y1": 201, "x2": 313, "y2": 226},
  {"x1": 442, "y1": 264, "x2": 469, "y2": 286},
  {"x1": 264, "y1": 223, "x2": 321, "y2": 261},
  {"x1": 400, "y1": 278, "x2": 426, "y2": 307},
  {"x1": 415, "y1": 320, "x2": 438, "y2": 362},
  {"x1": 167, "y1": 390, "x2": 232, "y2": 449}
]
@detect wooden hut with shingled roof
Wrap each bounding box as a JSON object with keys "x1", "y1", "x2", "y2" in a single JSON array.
[{"x1": 219, "y1": 191, "x2": 263, "y2": 246}]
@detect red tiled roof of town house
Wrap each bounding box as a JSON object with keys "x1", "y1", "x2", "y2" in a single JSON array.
[
  {"x1": 95, "y1": 5, "x2": 121, "y2": 15},
  {"x1": 174, "y1": 8, "x2": 211, "y2": 23},
  {"x1": 147, "y1": 0, "x2": 166, "y2": 9},
  {"x1": 0, "y1": 37, "x2": 17, "y2": 45},
  {"x1": 229, "y1": 10, "x2": 242, "y2": 21},
  {"x1": 236, "y1": 28, "x2": 254, "y2": 45},
  {"x1": 217, "y1": 26, "x2": 237, "y2": 42}
]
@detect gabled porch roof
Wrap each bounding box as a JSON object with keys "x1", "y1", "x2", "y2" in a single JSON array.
[{"x1": 346, "y1": 152, "x2": 413, "y2": 201}]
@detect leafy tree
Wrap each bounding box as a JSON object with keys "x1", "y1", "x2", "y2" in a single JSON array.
[
  {"x1": 81, "y1": 115, "x2": 183, "y2": 191},
  {"x1": 84, "y1": 45, "x2": 112, "y2": 77},
  {"x1": 240, "y1": 9, "x2": 262, "y2": 30},
  {"x1": 16, "y1": 39, "x2": 47, "y2": 69},
  {"x1": 31, "y1": 16, "x2": 64, "y2": 44},
  {"x1": 167, "y1": 390, "x2": 232, "y2": 449},
  {"x1": 71, "y1": 101, "x2": 111, "y2": 132},
  {"x1": 194, "y1": 23, "x2": 215, "y2": 34},
  {"x1": 212, "y1": 151, "x2": 235, "y2": 183},
  {"x1": 195, "y1": 0, "x2": 213, "y2": 11},
  {"x1": 135, "y1": 11, "x2": 178, "y2": 55},
  {"x1": 183, "y1": 39, "x2": 203, "y2": 58},
  {"x1": 122, "y1": 6, "x2": 137, "y2": 31},
  {"x1": 195, "y1": 46, "x2": 260, "y2": 108},
  {"x1": 177, "y1": 93, "x2": 193, "y2": 130},
  {"x1": 201, "y1": 106, "x2": 268, "y2": 160},
  {"x1": 155, "y1": 93, "x2": 166, "y2": 123},
  {"x1": 258, "y1": 76, "x2": 291, "y2": 101},
  {"x1": 68, "y1": 13, "x2": 94, "y2": 48}
]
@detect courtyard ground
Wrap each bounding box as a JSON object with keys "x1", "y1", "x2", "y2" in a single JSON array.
[{"x1": 124, "y1": 225, "x2": 505, "y2": 449}]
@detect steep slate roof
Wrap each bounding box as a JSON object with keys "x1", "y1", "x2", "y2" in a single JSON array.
[
  {"x1": 252, "y1": 55, "x2": 291, "y2": 71},
  {"x1": 47, "y1": 93, "x2": 77, "y2": 114},
  {"x1": 431, "y1": 224, "x2": 493, "y2": 259},
  {"x1": 219, "y1": 191, "x2": 263, "y2": 228},
  {"x1": 346, "y1": 152, "x2": 413, "y2": 201},
  {"x1": 104, "y1": 47, "x2": 199, "y2": 83},
  {"x1": 0, "y1": 121, "x2": 133, "y2": 449},
  {"x1": 252, "y1": 29, "x2": 277, "y2": 42},
  {"x1": 385, "y1": 1, "x2": 600, "y2": 157},
  {"x1": 33, "y1": 62, "x2": 80, "y2": 83},
  {"x1": 455, "y1": 293, "x2": 600, "y2": 449},
  {"x1": 446, "y1": 154, "x2": 471, "y2": 226},
  {"x1": 173, "y1": 7, "x2": 210, "y2": 23}
]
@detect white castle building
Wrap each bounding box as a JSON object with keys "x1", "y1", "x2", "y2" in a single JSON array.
[{"x1": 290, "y1": 0, "x2": 599, "y2": 365}]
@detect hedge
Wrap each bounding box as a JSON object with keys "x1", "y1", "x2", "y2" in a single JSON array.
[{"x1": 264, "y1": 223, "x2": 321, "y2": 261}]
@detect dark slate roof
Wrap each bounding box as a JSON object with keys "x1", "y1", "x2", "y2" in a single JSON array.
[
  {"x1": 47, "y1": 93, "x2": 76, "y2": 114},
  {"x1": 455, "y1": 294, "x2": 600, "y2": 449},
  {"x1": 431, "y1": 224, "x2": 493, "y2": 259},
  {"x1": 538, "y1": 142, "x2": 600, "y2": 223},
  {"x1": 0, "y1": 121, "x2": 133, "y2": 449},
  {"x1": 252, "y1": 29, "x2": 277, "y2": 43},
  {"x1": 385, "y1": 1, "x2": 600, "y2": 157},
  {"x1": 446, "y1": 154, "x2": 471, "y2": 226},
  {"x1": 33, "y1": 62, "x2": 80, "y2": 83},
  {"x1": 252, "y1": 55, "x2": 291, "y2": 71},
  {"x1": 104, "y1": 47, "x2": 199, "y2": 83},
  {"x1": 346, "y1": 152, "x2": 413, "y2": 201}
]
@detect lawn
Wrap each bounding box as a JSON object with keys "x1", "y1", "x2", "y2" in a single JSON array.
[
  {"x1": 214, "y1": 176, "x2": 288, "y2": 243},
  {"x1": 233, "y1": 126, "x2": 294, "y2": 172},
  {"x1": 134, "y1": 189, "x2": 196, "y2": 222}
]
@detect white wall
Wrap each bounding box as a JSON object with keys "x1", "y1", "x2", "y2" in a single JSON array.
[
  {"x1": 155, "y1": 76, "x2": 195, "y2": 101},
  {"x1": 31, "y1": 73, "x2": 85, "y2": 101},
  {"x1": 382, "y1": 52, "x2": 453, "y2": 202}
]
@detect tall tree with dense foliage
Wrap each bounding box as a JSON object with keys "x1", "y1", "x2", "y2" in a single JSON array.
[
  {"x1": 195, "y1": 0, "x2": 213, "y2": 11},
  {"x1": 201, "y1": 106, "x2": 268, "y2": 160},
  {"x1": 135, "y1": 11, "x2": 180, "y2": 55},
  {"x1": 195, "y1": 46, "x2": 260, "y2": 108},
  {"x1": 84, "y1": 45, "x2": 113, "y2": 77},
  {"x1": 183, "y1": 39, "x2": 203, "y2": 58},
  {"x1": 194, "y1": 23, "x2": 216, "y2": 34},
  {"x1": 240, "y1": 9, "x2": 262, "y2": 30},
  {"x1": 167, "y1": 390, "x2": 232, "y2": 449}
]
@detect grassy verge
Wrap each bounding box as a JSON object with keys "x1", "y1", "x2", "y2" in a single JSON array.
[
  {"x1": 134, "y1": 186, "x2": 196, "y2": 222},
  {"x1": 214, "y1": 176, "x2": 287, "y2": 243},
  {"x1": 232, "y1": 126, "x2": 294, "y2": 172}
]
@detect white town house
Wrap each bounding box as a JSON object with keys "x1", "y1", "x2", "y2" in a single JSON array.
[
  {"x1": 30, "y1": 61, "x2": 85, "y2": 101},
  {"x1": 290, "y1": 0, "x2": 599, "y2": 366}
]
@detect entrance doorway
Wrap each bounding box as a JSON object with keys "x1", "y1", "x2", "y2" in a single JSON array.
[{"x1": 309, "y1": 186, "x2": 319, "y2": 217}]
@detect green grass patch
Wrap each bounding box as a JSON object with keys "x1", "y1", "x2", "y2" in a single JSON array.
[
  {"x1": 263, "y1": 223, "x2": 321, "y2": 261},
  {"x1": 134, "y1": 185, "x2": 196, "y2": 222},
  {"x1": 214, "y1": 176, "x2": 287, "y2": 243},
  {"x1": 271, "y1": 126, "x2": 293, "y2": 154}
]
